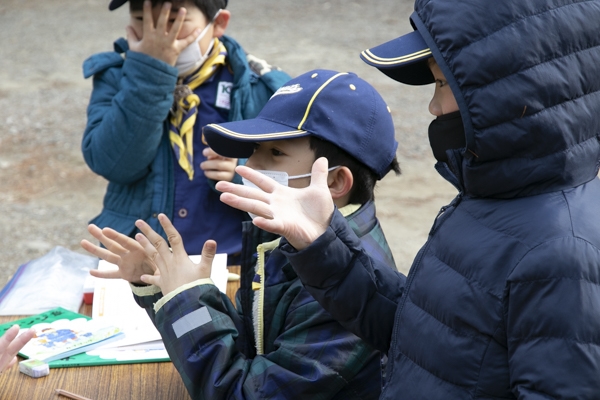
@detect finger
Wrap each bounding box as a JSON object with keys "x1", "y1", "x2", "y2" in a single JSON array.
[
  {"x1": 0, "y1": 327, "x2": 35, "y2": 369},
  {"x1": 135, "y1": 231, "x2": 167, "y2": 274},
  {"x1": 202, "y1": 164, "x2": 236, "y2": 181},
  {"x1": 156, "y1": 214, "x2": 186, "y2": 255},
  {"x1": 3, "y1": 357, "x2": 17, "y2": 371},
  {"x1": 103, "y1": 227, "x2": 142, "y2": 253},
  {"x1": 200, "y1": 159, "x2": 224, "y2": 171},
  {"x1": 87, "y1": 224, "x2": 126, "y2": 254},
  {"x1": 201, "y1": 159, "x2": 237, "y2": 172},
  {"x1": 219, "y1": 192, "x2": 274, "y2": 219},
  {"x1": 216, "y1": 180, "x2": 271, "y2": 204},
  {"x1": 142, "y1": 0, "x2": 156, "y2": 31},
  {"x1": 7, "y1": 328, "x2": 35, "y2": 355},
  {"x1": 89, "y1": 268, "x2": 122, "y2": 279},
  {"x1": 140, "y1": 273, "x2": 161, "y2": 287},
  {"x1": 168, "y1": 6, "x2": 187, "y2": 41},
  {"x1": 0, "y1": 325, "x2": 19, "y2": 352},
  {"x1": 310, "y1": 157, "x2": 330, "y2": 187},
  {"x1": 80, "y1": 239, "x2": 122, "y2": 265},
  {"x1": 203, "y1": 170, "x2": 231, "y2": 181},
  {"x1": 202, "y1": 147, "x2": 217, "y2": 159},
  {"x1": 250, "y1": 216, "x2": 285, "y2": 236},
  {"x1": 155, "y1": 1, "x2": 173, "y2": 34},
  {"x1": 135, "y1": 219, "x2": 170, "y2": 256}
]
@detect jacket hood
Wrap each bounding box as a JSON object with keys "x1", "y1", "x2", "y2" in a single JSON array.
[{"x1": 412, "y1": 0, "x2": 600, "y2": 198}]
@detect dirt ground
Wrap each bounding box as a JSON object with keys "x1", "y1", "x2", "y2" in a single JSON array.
[{"x1": 0, "y1": 0, "x2": 457, "y2": 287}]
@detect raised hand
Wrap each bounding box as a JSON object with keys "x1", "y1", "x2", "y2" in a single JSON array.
[
  {"x1": 215, "y1": 157, "x2": 335, "y2": 250},
  {"x1": 200, "y1": 147, "x2": 238, "y2": 182},
  {"x1": 135, "y1": 214, "x2": 216, "y2": 295},
  {"x1": 80, "y1": 224, "x2": 158, "y2": 284},
  {"x1": 0, "y1": 325, "x2": 35, "y2": 373},
  {"x1": 126, "y1": 1, "x2": 201, "y2": 65}
]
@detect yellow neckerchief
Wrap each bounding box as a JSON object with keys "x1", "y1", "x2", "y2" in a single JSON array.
[
  {"x1": 169, "y1": 38, "x2": 227, "y2": 180},
  {"x1": 251, "y1": 204, "x2": 361, "y2": 354}
]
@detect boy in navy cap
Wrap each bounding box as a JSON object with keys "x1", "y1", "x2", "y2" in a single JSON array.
[
  {"x1": 81, "y1": 69, "x2": 400, "y2": 399},
  {"x1": 81, "y1": 0, "x2": 290, "y2": 266},
  {"x1": 218, "y1": 0, "x2": 600, "y2": 399}
]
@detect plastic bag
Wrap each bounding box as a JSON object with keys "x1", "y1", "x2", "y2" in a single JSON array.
[{"x1": 0, "y1": 246, "x2": 98, "y2": 315}]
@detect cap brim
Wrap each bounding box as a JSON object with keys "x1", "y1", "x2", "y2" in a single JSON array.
[
  {"x1": 203, "y1": 118, "x2": 311, "y2": 159},
  {"x1": 360, "y1": 30, "x2": 434, "y2": 85},
  {"x1": 108, "y1": 0, "x2": 128, "y2": 10}
]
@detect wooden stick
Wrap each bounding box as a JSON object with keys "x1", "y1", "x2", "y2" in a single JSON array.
[{"x1": 54, "y1": 388, "x2": 93, "y2": 400}]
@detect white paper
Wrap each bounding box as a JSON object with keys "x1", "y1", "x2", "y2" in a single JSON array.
[{"x1": 189, "y1": 253, "x2": 229, "y2": 293}]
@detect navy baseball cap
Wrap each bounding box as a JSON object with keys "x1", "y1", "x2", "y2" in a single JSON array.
[
  {"x1": 203, "y1": 69, "x2": 398, "y2": 180},
  {"x1": 360, "y1": 30, "x2": 434, "y2": 85},
  {"x1": 109, "y1": 0, "x2": 228, "y2": 11}
]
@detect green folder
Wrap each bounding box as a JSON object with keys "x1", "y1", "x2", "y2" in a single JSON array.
[{"x1": 0, "y1": 307, "x2": 170, "y2": 368}]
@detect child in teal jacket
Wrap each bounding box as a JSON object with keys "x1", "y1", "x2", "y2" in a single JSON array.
[{"x1": 81, "y1": 0, "x2": 290, "y2": 264}]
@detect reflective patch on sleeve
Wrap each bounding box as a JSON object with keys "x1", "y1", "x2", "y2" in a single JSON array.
[{"x1": 172, "y1": 307, "x2": 212, "y2": 338}]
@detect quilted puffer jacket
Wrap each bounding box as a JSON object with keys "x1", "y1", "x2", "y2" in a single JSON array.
[{"x1": 282, "y1": 1, "x2": 600, "y2": 398}]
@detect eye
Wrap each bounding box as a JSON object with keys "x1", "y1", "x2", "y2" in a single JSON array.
[
  {"x1": 435, "y1": 79, "x2": 448, "y2": 88},
  {"x1": 270, "y1": 148, "x2": 285, "y2": 156}
]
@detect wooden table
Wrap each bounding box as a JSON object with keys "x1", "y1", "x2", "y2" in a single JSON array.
[{"x1": 0, "y1": 266, "x2": 241, "y2": 400}]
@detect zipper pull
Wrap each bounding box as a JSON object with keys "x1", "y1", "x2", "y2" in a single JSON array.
[{"x1": 429, "y1": 193, "x2": 463, "y2": 236}]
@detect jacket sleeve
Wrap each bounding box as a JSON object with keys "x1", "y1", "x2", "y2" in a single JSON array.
[
  {"x1": 146, "y1": 283, "x2": 379, "y2": 400},
  {"x1": 280, "y1": 210, "x2": 405, "y2": 354},
  {"x1": 506, "y1": 238, "x2": 600, "y2": 399},
  {"x1": 81, "y1": 50, "x2": 178, "y2": 184}
]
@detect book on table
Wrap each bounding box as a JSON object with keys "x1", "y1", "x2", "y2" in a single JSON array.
[{"x1": 0, "y1": 307, "x2": 124, "y2": 367}]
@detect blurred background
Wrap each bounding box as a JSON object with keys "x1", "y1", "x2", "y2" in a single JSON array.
[{"x1": 0, "y1": 0, "x2": 456, "y2": 286}]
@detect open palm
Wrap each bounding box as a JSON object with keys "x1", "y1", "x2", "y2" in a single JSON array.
[{"x1": 216, "y1": 157, "x2": 335, "y2": 250}]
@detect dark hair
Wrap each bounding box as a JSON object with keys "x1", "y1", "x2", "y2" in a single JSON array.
[
  {"x1": 129, "y1": 0, "x2": 226, "y2": 21},
  {"x1": 309, "y1": 136, "x2": 400, "y2": 205}
]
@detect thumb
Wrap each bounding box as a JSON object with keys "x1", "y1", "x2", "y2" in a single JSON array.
[
  {"x1": 310, "y1": 157, "x2": 330, "y2": 188},
  {"x1": 125, "y1": 25, "x2": 140, "y2": 47},
  {"x1": 199, "y1": 240, "x2": 217, "y2": 270}
]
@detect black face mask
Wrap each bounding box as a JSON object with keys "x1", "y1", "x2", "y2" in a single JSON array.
[{"x1": 427, "y1": 111, "x2": 466, "y2": 163}]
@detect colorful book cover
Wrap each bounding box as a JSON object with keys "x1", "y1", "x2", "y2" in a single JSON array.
[
  {"x1": 18, "y1": 317, "x2": 123, "y2": 363},
  {"x1": 0, "y1": 307, "x2": 169, "y2": 368}
]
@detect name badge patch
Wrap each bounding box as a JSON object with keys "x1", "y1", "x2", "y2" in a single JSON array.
[
  {"x1": 216, "y1": 81, "x2": 233, "y2": 110},
  {"x1": 172, "y1": 307, "x2": 212, "y2": 338}
]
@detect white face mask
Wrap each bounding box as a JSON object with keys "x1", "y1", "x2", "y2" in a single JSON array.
[
  {"x1": 175, "y1": 9, "x2": 221, "y2": 76},
  {"x1": 242, "y1": 166, "x2": 339, "y2": 219}
]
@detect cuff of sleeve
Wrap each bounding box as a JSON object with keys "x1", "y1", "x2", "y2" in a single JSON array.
[
  {"x1": 130, "y1": 283, "x2": 162, "y2": 297},
  {"x1": 280, "y1": 210, "x2": 355, "y2": 288},
  {"x1": 153, "y1": 278, "x2": 215, "y2": 313}
]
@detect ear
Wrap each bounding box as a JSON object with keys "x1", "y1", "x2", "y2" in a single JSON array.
[
  {"x1": 212, "y1": 10, "x2": 231, "y2": 38},
  {"x1": 327, "y1": 166, "x2": 353, "y2": 202}
]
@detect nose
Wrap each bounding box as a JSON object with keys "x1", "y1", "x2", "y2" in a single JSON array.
[
  {"x1": 245, "y1": 156, "x2": 259, "y2": 170},
  {"x1": 428, "y1": 86, "x2": 443, "y2": 117}
]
